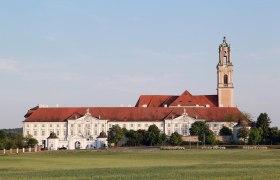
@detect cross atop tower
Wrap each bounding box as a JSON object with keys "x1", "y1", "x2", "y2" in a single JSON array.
[{"x1": 220, "y1": 36, "x2": 229, "y2": 47}]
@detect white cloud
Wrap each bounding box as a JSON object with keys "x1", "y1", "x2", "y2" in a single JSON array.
[{"x1": 0, "y1": 58, "x2": 18, "y2": 71}]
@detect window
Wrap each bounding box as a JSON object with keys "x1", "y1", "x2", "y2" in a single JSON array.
[
  {"x1": 27, "y1": 131, "x2": 30, "y2": 135},
  {"x1": 123, "y1": 124, "x2": 126, "y2": 128},
  {"x1": 223, "y1": 56, "x2": 227, "y2": 64},
  {"x1": 42, "y1": 131, "x2": 45, "y2": 136},
  {"x1": 168, "y1": 123, "x2": 171, "y2": 127},
  {"x1": 109, "y1": 124, "x2": 112, "y2": 128},
  {"x1": 95, "y1": 130, "x2": 97, "y2": 135},
  {"x1": 57, "y1": 124, "x2": 60, "y2": 128},
  {"x1": 224, "y1": 74, "x2": 228, "y2": 84},
  {"x1": 145, "y1": 124, "x2": 148, "y2": 127},
  {"x1": 64, "y1": 130, "x2": 66, "y2": 136},
  {"x1": 95, "y1": 124, "x2": 97, "y2": 127},
  {"x1": 57, "y1": 131, "x2": 60, "y2": 136},
  {"x1": 50, "y1": 124, "x2": 52, "y2": 128},
  {"x1": 42, "y1": 124, "x2": 45, "y2": 128},
  {"x1": 102, "y1": 124, "x2": 104, "y2": 127},
  {"x1": 168, "y1": 130, "x2": 171, "y2": 136},
  {"x1": 175, "y1": 123, "x2": 178, "y2": 127},
  {"x1": 26, "y1": 124, "x2": 29, "y2": 128},
  {"x1": 34, "y1": 131, "x2": 37, "y2": 136},
  {"x1": 138, "y1": 124, "x2": 141, "y2": 128},
  {"x1": 71, "y1": 124, "x2": 74, "y2": 128},
  {"x1": 71, "y1": 130, "x2": 73, "y2": 135},
  {"x1": 160, "y1": 124, "x2": 163, "y2": 127},
  {"x1": 182, "y1": 123, "x2": 188, "y2": 135},
  {"x1": 130, "y1": 124, "x2": 134, "y2": 127},
  {"x1": 64, "y1": 124, "x2": 67, "y2": 127},
  {"x1": 78, "y1": 124, "x2": 81, "y2": 128},
  {"x1": 34, "y1": 124, "x2": 37, "y2": 128}
]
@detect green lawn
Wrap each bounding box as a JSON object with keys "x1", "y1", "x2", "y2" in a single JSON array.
[{"x1": 0, "y1": 149, "x2": 279, "y2": 179}]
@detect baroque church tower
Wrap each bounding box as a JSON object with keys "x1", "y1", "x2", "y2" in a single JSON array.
[{"x1": 217, "y1": 37, "x2": 234, "y2": 107}]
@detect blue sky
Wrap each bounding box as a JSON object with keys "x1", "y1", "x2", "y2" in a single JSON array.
[{"x1": 0, "y1": 1, "x2": 280, "y2": 128}]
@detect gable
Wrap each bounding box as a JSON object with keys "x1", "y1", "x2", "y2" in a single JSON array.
[{"x1": 170, "y1": 90, "x2": 218, "y2": 107}]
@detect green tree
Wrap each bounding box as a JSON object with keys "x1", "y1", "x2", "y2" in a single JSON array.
[
  {"x1": 190, "y1": 121, "x2": 215, "y2": 144},
  {"x1": 26, "y1": 138, "x2": 38, "y2": 148},
  {"x1": 0, "y1": 130, "x2": 7, "y2": 140},
  {"x1": 219, "y1": 126, "x2": 233, "y2": 136},
  {"x1": 169, "y1": 132, "x2": 183, "y2": 146},
  {"x1": 190, "y1": 121, "x2": 208, "y2": 139},
  {"x1": 0, "y1": 142, "x2": 5, "y2": 150},
  {"x1": 145, "y1": 124, "x2": 161, "y2": 146},
  {"x1": 137, "y1": 129, "x2": 146, "y2": 145},
  {"x1": 108, "y1": 125, "x2": 125, "y2": 146},
  {"x1": 14, "y1": 134, "x2": 25, "y2": 148},
  {"x1": 159, "y1": 133, "x2": 168, "y2": 146},
  {"x1": 237, "y1": 126, "x2": 249, "y2": 144},
  {"x1": 268, "y1": 127, "x2": 279, "y2": 145},
  {"x1": 248, "y1": 128, "x2": 261, "y2": 145},
  {"x1": 205, "y1": 129, "x2": 216, "y2": 145},
  {"x1": 5, "y1": 139, "x2": 16, "y2": 149},
  {"x1": 256, "y1": 113, "x2": 271, "y2": 143},
  {"x1": 125, "y1": 130, "x2": 139, "y2": 146}
]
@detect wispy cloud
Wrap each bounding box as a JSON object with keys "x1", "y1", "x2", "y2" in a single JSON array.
[
  {"x1": 0, "y1": 57, "x2": 85, "y2": 83},
  {"x1": 0, "y1": 58, "x2": 18, "y2": 71}
]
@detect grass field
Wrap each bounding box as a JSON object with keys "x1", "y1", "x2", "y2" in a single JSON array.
[{"x1": 0, "y1": 149, "x2": 280, "y2": 179}]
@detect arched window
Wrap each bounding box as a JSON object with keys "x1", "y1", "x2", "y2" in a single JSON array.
[
  {"x1": 223, "y1": 56, "x2": 227, "y2": 64},
  {"x1": 224, "y1": 74, "x2": 228, "y2": 84}
]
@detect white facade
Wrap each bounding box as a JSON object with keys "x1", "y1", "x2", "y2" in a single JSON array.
[{"x1": 23, "y1": 110, "x2": 237, "y2": 150}]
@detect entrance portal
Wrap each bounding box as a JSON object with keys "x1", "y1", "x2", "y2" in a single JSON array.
[{"x1": 75, "y1": 141, "x2": 81, "y2": 149}]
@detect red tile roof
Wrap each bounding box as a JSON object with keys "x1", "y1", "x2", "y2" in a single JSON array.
[
  {"x1": 135, "y1": 95, "x2": 178, "y2": 107},
  {"x1": 23, "y1": 107, "x2": 244, "y2": 123},
  {"x1": 169, "y1": 90, "x2": 218, "y2": 107},
  {"x1": 135, "y1": 90, "x2": 218, "y2": 108}
]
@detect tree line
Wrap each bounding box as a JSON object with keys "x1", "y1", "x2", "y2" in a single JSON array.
[
  {"x1": 0, "y1": 128, "x2": 38, "y2": 150},
  {"x1": 237, "y1": 113, "x2": 280, "y2": 145},
  {"x1": 108, "y1": 124, "x2": 184, "y2": 146},
  {"x1": 108, "y1": 112, "x2": 280, "y2": 146},
  {"x1": 108, "y1": 121, "x2": 219, "y2": 147}
]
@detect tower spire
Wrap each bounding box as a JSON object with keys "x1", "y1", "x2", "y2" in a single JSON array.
[{"x1": 217, "y1": 37, "x2": 234, "y2": 107}]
